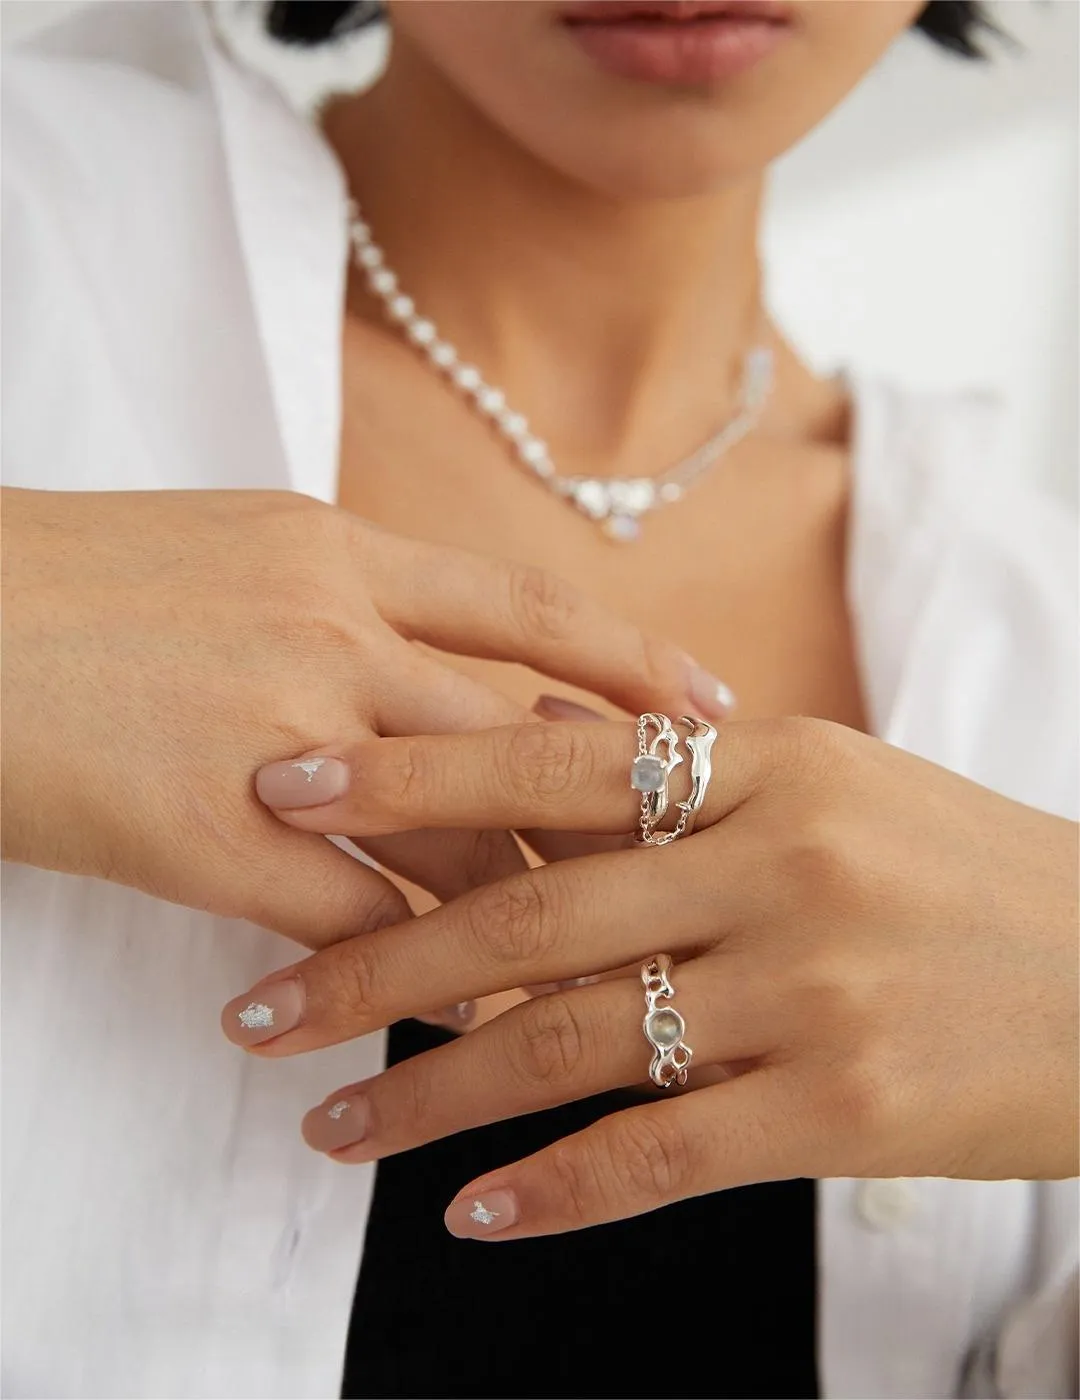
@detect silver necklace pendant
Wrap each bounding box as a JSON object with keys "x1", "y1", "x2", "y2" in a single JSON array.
[{"x1": 348, "y1": 200, "x2": 774, "y2": 543}]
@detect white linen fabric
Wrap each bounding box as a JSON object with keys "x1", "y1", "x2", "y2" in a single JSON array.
[{"x1": 2, "y1": 6, "x2": 1076, "y2": 1399}]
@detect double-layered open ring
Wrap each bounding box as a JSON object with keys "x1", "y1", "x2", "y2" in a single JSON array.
[
  {"x1": 641, "y1": 955, "x2": 692, "y2": 1088},
  {"x1": 630, "y1": 712, "x2": 717, "y2": 846}
]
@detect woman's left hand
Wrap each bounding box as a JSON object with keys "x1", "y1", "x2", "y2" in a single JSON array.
[{"x1": 223, "y1": 717, "x2": 1078, "y2": 1239}]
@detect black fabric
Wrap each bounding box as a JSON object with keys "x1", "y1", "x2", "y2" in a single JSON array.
[{"x1": 342, "y1": 1018, "x2": 818, "y2": 1400}]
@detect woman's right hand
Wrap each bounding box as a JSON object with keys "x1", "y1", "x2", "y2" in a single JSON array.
[{"x1": 0, "y1": 487, "x2": 716, "y2": 948}]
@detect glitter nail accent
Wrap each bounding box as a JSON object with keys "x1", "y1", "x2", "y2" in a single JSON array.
[
  {"x1": 327, "y1": 1100, "x2": 350, "y2": 1120},
  {"x1": 238, "y1": 1002, "x2": 275, "y2": 1030},
  {"x1": 469, "y1": 1200, "x2": 500, "y2": 1225},
  {"x1": 294, "y1": 758, "x2": 326, "y2": 783}
]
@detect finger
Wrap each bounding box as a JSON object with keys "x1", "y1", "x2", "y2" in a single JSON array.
[
  {"x1": 300, "y1": 965, "x2": 776, "y2": 1162},
  {"x1": 237, "y1": 828, "x2": 411, "y2": 950},
  {"x1": 219, "y1": 840, "x2": 746, "y2": 1054},
  {"x1": 347, "y1": 827, "x2": 528, "y2": 904},
  {"x1": 369, "y1": 534, "x2": 735, "y2": 723},
  {"x1": 254, "y1": 717, "x2": 787, "y2": 840},
  {"x1": 371, "y1": 635, "x2": 531, "y2": 733},
  {"x1": 442, "y1": 1068, "x2": 806, "y2": 1239},
  {"x1": 523, "y1": 695, "x2": 631, "y2": 866}
]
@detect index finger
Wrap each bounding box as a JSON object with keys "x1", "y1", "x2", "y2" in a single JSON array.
[{"x1": 368, "y1": 534, "x2": 735, "y2": 722}]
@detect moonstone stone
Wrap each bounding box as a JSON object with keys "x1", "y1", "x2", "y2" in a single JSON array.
[
  {"x1": 646, "y1": 1008, "x2": 684, "y2": 1049},
  {"x1": 603, "y1": 513, "x2": 641, "y2": 543},
  {"x1": 631, "y1": 754, "x2": 667, "y2": 793}
]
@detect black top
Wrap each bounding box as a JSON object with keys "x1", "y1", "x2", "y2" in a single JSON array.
[{"x1": 343, "y1": 1018, "x2": 818, "y2": 1400}]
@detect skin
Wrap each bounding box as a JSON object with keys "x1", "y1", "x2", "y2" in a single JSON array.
[
  {"x1": 225, "y1": 0, "x2": 1080, "y2": 1227},
  {"x1": 1, "y1": 487, "x2": 701, "y2": 941},
  {"x1": 231, "y1": 717, "x2": 1079, "y2": 1237},
  {"x1": 324, "y1": 0, "x2": 922, "y2": 1014}
]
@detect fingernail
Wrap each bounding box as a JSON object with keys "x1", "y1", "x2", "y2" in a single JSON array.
[
  {"x1": 419, "y1": 1001, "x2": 475, "y2": 1030},
  {"x1": 445, "y1": 1188, "x2": 519, "y2": 1239},
  {"x1": 534, "y1": 694, "x2": 604, "y2": 722},
  {"x1": 684, "y1": 661, "x2": 737, "y2": 719},
  {"x1": 255, "y1": 756, "x2": 350, "y2": 809},
  {"x1": 302, "y1": 1093, "x2": 370, "y2": 1154},
  {"x1": 221, "y1": 978, "x2": 304, "y2": 1046}
]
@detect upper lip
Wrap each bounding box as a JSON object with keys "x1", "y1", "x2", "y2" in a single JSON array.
[{"x1": 561, "y1": 1, "x2": 792, "y2": 24}]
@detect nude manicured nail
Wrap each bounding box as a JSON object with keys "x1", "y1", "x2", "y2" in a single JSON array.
[
  {"x1": 255, "y1": 756, "x2": 350, "y2": 809},
  {"x1": 221, "y1": 978, "x2": 304, "y2": 1046},
  {"x1": 302, "y1": 1094, "x2": 370, "y2": 1154},
  {"x1": 419, "y1": 1002, "x2": 476, "y2": 1031},
  {"x1": 685, "y1": 662, "x2": 737, "y2": 719},
  {"x1": 534, "y1": 694, "x2": 604, "y2": 722},
  {"x1": 445, "y1": 1188, "x2": 519, "y2": 1239}
]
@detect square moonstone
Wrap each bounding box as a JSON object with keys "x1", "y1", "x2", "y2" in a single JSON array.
[{"x1": 631, "y1": 754, "x2": 668, "y2": 793}]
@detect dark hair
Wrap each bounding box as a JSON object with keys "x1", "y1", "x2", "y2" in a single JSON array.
[{"x1": 266, "y1": 1, "x2": 995, "y2": 59}]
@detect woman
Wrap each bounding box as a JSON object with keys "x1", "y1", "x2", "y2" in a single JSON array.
[{"x1": 2, "y1": 2, "x2": 1075, "y2": 1398}]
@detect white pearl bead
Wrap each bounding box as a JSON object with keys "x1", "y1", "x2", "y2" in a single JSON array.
[
  {"x1": 406, "y1": 318, "x2": 437, "y2": 347},
  {"x1": 476, "y1": 387, "x2": 505, "y2": 416},
  {"x1": 532, "y1": 457, "x2": 556, "y2": 479},
  {"x1": 519, "y1": 437, "x2": 549, "y2": 466},
  {"x1": 498, "y1": 411, "x2": 528, "y2": 440},
  {"x1": 659, "y1": 482, "x2": 682, "y2": 503},
  {"x1": 368, "y1": 268, "x2": 397, "y2": 296},
  {"x1": 429, "y1": 341, "x2": 457, "y2": 369},
  {"x1": 453, "y1": 365, "x2": 481, "y2": 392},
  {"x1": 350, "y1": 219, "x2": 370, "y2": 243},
  {"x1": 387, "y1": 295, "x2": 415, "y2": 322},
  {"x1": 357, "y1": 245, "x2": 383, "y2": 270}
]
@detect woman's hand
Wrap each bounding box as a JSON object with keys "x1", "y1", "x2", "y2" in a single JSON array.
[
  {"x1": 226, "y1": 716, "x2": 1078, "y2": 1236},
  {"x1": 0, "y1": 487, "x2": 713, "y2": 947}
]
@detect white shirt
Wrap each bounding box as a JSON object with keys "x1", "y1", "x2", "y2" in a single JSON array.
[{"x1": 2, "y1": 6, "x2": 1076, "y2": 1398}]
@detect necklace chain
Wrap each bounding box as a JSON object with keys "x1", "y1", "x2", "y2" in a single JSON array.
[{"x1": 347, "y1": 199, "x2": 774, "y2": 543}]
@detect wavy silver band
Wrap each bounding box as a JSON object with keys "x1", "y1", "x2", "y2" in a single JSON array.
[
  {"x1": 641, "y1": 955, "x2": 692, "y2": 1088},
  {"x1": 631, "y1": 713, "x2": 716, "y2": 846}
]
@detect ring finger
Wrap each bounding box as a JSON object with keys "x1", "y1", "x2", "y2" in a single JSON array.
[{"x1": 299, "y1": 960, "x2": 777, "y2": 1163}]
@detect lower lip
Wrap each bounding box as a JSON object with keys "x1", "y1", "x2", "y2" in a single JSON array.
[{"x1": 564, "y1": 16, "x2": 788, "y2": 85}]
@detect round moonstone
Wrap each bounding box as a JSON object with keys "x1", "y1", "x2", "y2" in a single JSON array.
[
  {"x1": 631, "y1": 754, "x2": 667, "y2": 793},
  {"x1": 603, "y1": 513, "x2": 641, "y2": 543},
  {"x1": 646, "y1": 1008, "x2": 684, "y2": 1050}
]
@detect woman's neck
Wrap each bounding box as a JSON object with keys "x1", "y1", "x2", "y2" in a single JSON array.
[{"x1": 324, "y1": 33, "x2": 771, "y2": 464}]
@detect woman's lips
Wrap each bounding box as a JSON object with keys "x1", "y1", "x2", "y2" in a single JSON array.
[{"x1": 561, "y1": 2, "x2": 792, "y2": 85}]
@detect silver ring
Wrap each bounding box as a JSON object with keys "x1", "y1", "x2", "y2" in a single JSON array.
[
  {"x1": 642, "y1": 955, "x2": 692, "y2": 1088},
  {"x1": 631, "y1": 713, "x2": 716, "y2": 846},
  {"x1": 631, "y1": 712, "x2": 682, "y2": 845},
  {"x1": 673, "y1": 715, "x2": 718, "y2": 839}
]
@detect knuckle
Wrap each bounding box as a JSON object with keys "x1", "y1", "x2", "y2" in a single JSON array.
[
  {"x1": 456, "y1": 829, "x2": 520, "y2": 890},
  {"x1": 509, "y1": 993, "x2": 588, "y2": 1090},
  {"x1": 317, "y1": 940, "x2": 383, "y2": 1030},
  {"x1": 550, "y1": 1142, "x2": 606, "y2": 1227},
  {"x1": 509, "y1": 564, "x2": 583, "y2": 643},
  {"x1": 503, "y1": 720, "x2": 591, "y2": 806},
  {"x1": 362, "y1": 739, "x2": 424, "y2": 829},
  {"x1": 604, "y1": 1110, "x2": 696, "y2": 1203},
  {"x1": 812, "y1": 1052, "x2": 894, "y2": 1150},
  {"x1": 465, "y1": 872, "x2": 561, "y2": 968},
  {"x1": 779, "y1": 812, "x2": 859, "y2": 899},
  {"x1": 772, "y1": 715, "x2": 859, "y2": 778}
]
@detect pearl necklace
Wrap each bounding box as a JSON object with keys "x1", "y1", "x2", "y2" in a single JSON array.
[{"x1": 348, "y1": 200, "x2": 774, "y2": 543}]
